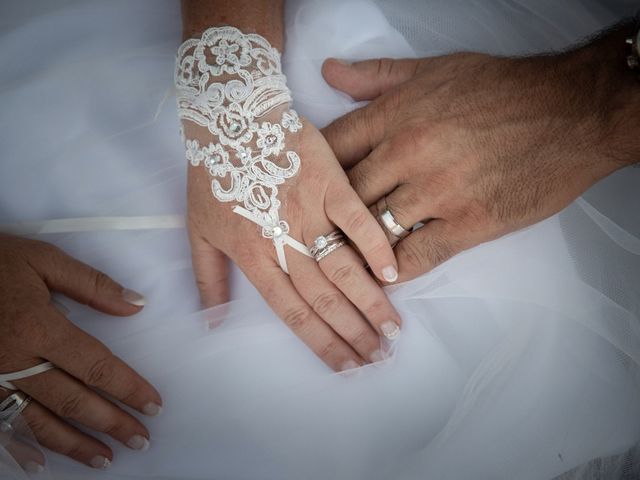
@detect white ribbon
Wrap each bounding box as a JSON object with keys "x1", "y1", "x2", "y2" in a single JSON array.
[
  {"x1": 0, "y1": 362, "x2": 55, "y2": 390},
  {"x1": 233, "y1": 206, "x2": 310, "y2": 274}
]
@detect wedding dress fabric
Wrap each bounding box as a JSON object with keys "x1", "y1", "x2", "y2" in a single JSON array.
[{"x1": 1, "y1": 1, "x2": 639, "y2": 479}]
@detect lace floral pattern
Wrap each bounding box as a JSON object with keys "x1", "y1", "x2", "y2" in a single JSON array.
[{"x1": 176, "y1": 26, "x2": 308, "y2": 272}]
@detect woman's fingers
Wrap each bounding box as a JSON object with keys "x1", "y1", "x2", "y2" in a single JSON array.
[
  {"x1": 29, "y1": 243, "x2": 145, "y2": 316},
  {"x1": 11, "y1": 395, "x2": 113, "y2": 469},
  {"x1": 245, "y1": 262, "x2": 363, "y2": 372},
  {"x1": 189, "y1": 232, "x2": 230, "y2": 308},
  {"x1": 325, "y1": 181, "x2": 399, "y2": 283},
  {"x1": 14, "y1": 368, "x2": 150, "y2": 453},
  {"x1": 41, "y1": 307, "x2": 162, "y2": 416},
  {"x1": 316, "y1": 245, "x2": 402, "y2": 339},
  {"x1": 288, "y1": 255, "x2": 382, "y2": 363},
  {"x1": 1, "y1": 430, "x2": 46, "y2": 473}
]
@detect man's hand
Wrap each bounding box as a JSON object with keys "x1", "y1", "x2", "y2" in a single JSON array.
[
  {"x1": 321, "y1": 28, "x2": 639, "y2": 282},
  {"x1": 0, "y1": 234, "x2": 162, "y2": 470}
]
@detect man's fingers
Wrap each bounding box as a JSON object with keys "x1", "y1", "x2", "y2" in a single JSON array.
[
  {"x1": 378, "y1": 184, "x2": 436, "y2": 233},
  {"x1": 15, "y1": 367, "x2": 151, "y2": 453},
  {"x1": 13, "y1": 396, "x2": 113, "y2": 469},
  {"x1": 189, "y1": 234, "x2": 230, "y2": 308},
  {"x1": 394, "y1": 220, "x2": 462, "y2": 282},
  {"x1": 30, "y1": 243, "x2": 145, "y2": 316},
  {"x1": 325, "y1": 182, "x2": 398, "y2": 283},
  {"x1": 321, "y1": 57, "x2": 420, "y2": 101},
  {"x1": 347, "y1": 142, "x2": 401, "y2": 205},
  {"x1": 288, "y1": 254, "x2": 382, "y2": 363},
  {"x1": 321, "y1": 104, "x2": 384, "y2": 169},
  {"x1": 42, "y1": 307, "x2": 163, "y2": 416},
  {"x1": 246, "y1": 263, "x2": 363, "y2": 372}
]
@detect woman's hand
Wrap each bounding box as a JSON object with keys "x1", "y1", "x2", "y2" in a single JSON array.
[
  {"x1": 321, "y1": 43, "x2": 635, "y2": 282},
  {"x1": 187, "y1": 116, "x2": 402, "y2": 371},
  {"x1": 0, "y1": 234, "x2": 162, "y2": 470}
]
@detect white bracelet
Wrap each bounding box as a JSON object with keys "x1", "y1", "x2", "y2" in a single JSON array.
[{"x1": 175, "y1": 26, "x2": 311, "y2": 274}]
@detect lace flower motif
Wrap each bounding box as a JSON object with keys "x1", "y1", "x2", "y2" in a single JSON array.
[
  {"x1": 256, "y1": 123, "x2": 285, "y2": 157},
  {"x1": 282, "y1": 110, "x2": 302, "y2": 133}
]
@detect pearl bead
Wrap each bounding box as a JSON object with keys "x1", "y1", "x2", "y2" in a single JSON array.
[
  {"x1": 273, "y1": 226, "x2": 283, "y2": 237},
  {"x1": 230, "y1": 122, "x2": 242, "y2": 133}
]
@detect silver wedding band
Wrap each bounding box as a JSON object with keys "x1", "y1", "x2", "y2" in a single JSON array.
[
  {"x1": 0, "y1": 391, "x2": 32, "y2": 432},
  {"x1": 377, "y1": 197, "x2": 410, "y2": 239},
  {"x1": 309, "y1": 230, "x2": 346, "y2": 262}
]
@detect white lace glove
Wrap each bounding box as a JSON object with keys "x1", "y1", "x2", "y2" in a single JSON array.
[{"x1": 177, "y1": 27, "x2": 403, "y2": 371}]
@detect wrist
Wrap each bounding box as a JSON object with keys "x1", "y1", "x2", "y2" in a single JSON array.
[{"x1": 568, "y1": 19, "x2": 640, "y2": 170}]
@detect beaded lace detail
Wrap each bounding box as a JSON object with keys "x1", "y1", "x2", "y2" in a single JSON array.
[{"x1": 175, "y1": 26, "x2": 309, "y2": 273}]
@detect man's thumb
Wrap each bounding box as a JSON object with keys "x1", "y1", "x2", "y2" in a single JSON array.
[{"x1": 321, "y1": 57, "x2": 420, "y2": 101}]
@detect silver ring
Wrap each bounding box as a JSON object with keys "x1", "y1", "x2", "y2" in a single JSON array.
[
  {"x1": 0, "y1": 391, "x2": 32, "y2": 432},
  {"x1": 379, "y1": 208, "x2": 410, "y2": 239},
  {"x1": 309, "y1": 230, "x2": 346, "y2": 262}
]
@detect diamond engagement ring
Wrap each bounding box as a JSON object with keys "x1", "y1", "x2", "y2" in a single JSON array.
[
  {"x1": 0, "y1": 391, "x2": 32, "y2": 432},
  {"x1": 309, "y1": 231, "x2": 346, "y2": 262}
]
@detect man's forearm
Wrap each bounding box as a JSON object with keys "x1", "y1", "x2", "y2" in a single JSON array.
[{"x1": 181, "y1": 0, "x2": 284, "y2": 48}]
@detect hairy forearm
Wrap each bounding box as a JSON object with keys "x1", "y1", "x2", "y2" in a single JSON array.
[{"x1": 180, "y1": 0, "x2": 284, "y2": 48}]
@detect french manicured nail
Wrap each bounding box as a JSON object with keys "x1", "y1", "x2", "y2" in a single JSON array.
[
  {"x1": 382, "y1": 266, "x2": 398, "y2": 283},
  {"x1": 24, "y1": 461, "x2": 44, "y2": 473},
  {"x1": 340, "y1": 360, "x2": 360, "y2": 372},
  {"x1": 142, "y1": 402, "x2": 162, "y2": 416},
  {"x1": 122, "y1": 288, "x2": 146, "y2": 306},
  {"x1": 90, "y1": 456, "x2": 111, "y2": 470},
  {"x1": 126, "y1": 435, "x2": 150, "y2": 451},
  {"x1": 381, "y1": 321, "x2": 400, "y2": 340}
]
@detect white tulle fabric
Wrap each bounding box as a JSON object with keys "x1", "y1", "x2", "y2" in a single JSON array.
[{"x1": 0, "y1": 1, "x2": 639, "y2": 479}]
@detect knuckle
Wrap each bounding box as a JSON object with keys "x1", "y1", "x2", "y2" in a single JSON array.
[
  {"x1": 363, "y1": 299, "x2": 388, "y2": 319},
  {"x1": 398, "y1": 240, "x2": 428, "y2": 272},
  {"x1": 282, "y1": 306, "x2": 313, "y2": 332},
  {"x1": 103, "y1": 420, "x2": 126, "y2": 438},
  {"x1": 328, "y1": 263, "x2": 357, "y2": 286},
  {"x1": 348, "y1": 329, "x2": 370, "y2": 348},
  {"x1": 318, "y1": 339, "x2": 340, "y2": 360},
  {"x1": 85, "y1": 355, "x2": 115, "y2": 387},
  {"x1": 311, "y1": 291, "x2": 341, "y2": 317},
  {"x1": 58, "y1": 392, "x2": 85, "y2": 419},
  {"x1": 89, "y1": 270, "x2": 113, "y2": 295},
  {"x1": 63, "y1": 444, "x2": 87, "y2": 460},
  {"x1": 343, "y1": 209, "x2": 370, "y2": 235}
]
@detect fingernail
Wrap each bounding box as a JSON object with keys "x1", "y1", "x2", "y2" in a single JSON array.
[
  {"x1": 381, "y1": 321, "x2": 401, "y2": 340},
  {"x1": 142, "y1": 402, "x2": 162, "y2": 416},
  {"x1": 382, "y1": 266, "x2": 398, "y2": 283},
  {"x1": 340, "y1": 360, "x2": 360, "y2": 372},
  {"x1": 90, "y1": 456, "x2": 111, "y2": 470},
  {"x1": 332, "y1": 58, "x2": 351, "y2": 66},
  {"x1": 122, "y1": 288, "x2": 146, "y2": 306},
  {"x1": 126, "y1": 435, "x2": 150, "y2": 451},
  {"x1": 370, "y1": 349, "x2": 385, "y2": 363},
  {"x1": 24, "y1": 461, "x2": 44, "y2": 473}
]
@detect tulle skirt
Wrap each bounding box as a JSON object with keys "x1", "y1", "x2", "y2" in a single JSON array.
[{"x1": 0, "y1": 1, "x2": 639, "y2": 479}]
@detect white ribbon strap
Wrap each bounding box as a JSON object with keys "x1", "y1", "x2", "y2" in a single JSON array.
[
  {"x1": 233, "y1": 206, "x2": 310, "y2": 274},
  {"x1": 0, "y1": 362, "x2": 55, "y2": 390}
]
